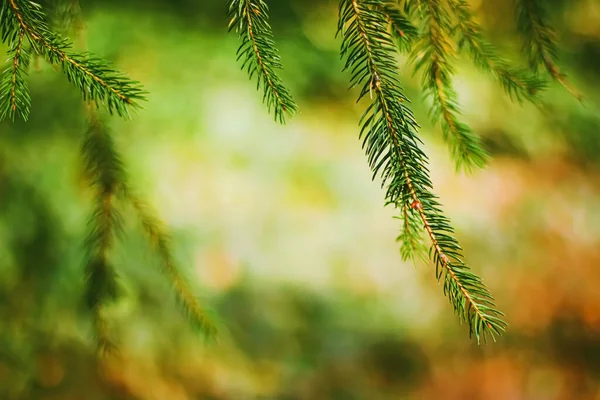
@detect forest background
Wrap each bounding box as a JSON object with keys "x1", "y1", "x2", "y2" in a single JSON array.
[{"x1": 1, "y1": 0, "x2": 600, "y2": 399}]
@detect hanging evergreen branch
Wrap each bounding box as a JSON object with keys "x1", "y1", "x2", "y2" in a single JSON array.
[
  {"x1": 227, "y1": 0, "x2": 297, "y2": 123},
  {"x1": 124, "y1": 191, "x2": 219, "y2": 339},
  {"x1": 447, "y1": 0, "x2": 545, "y2": 104},
  {"x1": 411, "y1": 0, "x2": 488, "y2": 171},
  {"x1": 81, "y1": 114, "x2": 218, "y2": 345},
  {"x1": 0, "y1": 25, "x2": 30, "y2": 121},
  {"x1": 378, "y1": 2, "x2": 418, "y2": 52},
  {"x1": 54, "y1": 0, "x2": 215, "y2": 347},
  {"x1": 81, "y1": 114, "x2": 124, "y2": 354},
  {"x1": 338, "y1": 0, "x2": 506, "y2": 342},
  {"x1": 516, "y1": 0, "x2": 583, "y2": 102},
  {"x1": 2, "y1": 0, "x2": 146, "y2": 118}
]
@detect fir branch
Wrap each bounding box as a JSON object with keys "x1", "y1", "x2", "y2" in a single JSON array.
[
  {"x1": 227, "y1": 0, "x2": 297, "y2": 123},
  {"x1": 81, "y1": 115, "x2": 124, "y2": 354},
  {"x1": 411, "y1": 0, "x2": 488, "y2": 171},
  {"x1": 81, "y1": 116, "x2": 217, "y2": 341},
  {"x1": 516, "y1": 0, "x2": 583, "y2": 102},
  {"x1": 378, "y1": 2, "x2": 418, "y2": 52},
  {"x1": 448, "y1": 0, "x2": 545, "y2": 104},
  {"x1": 5, "y1": 0, "x2": 146, "y2": 117},
  {"x1": 125, "y1": 191, "x2": 219, "y2": 339},
  {"x1": 73, "y1": 4, "x2": 215, "y2": 339},
  {"x1": 81, "y1": 115, "x2": 217, "y2": 345},
  {"x1": 0, "y1": 26, "x2": 31, "y2": 121},
  {"x1": 338, "y1": 0, "x2": 506, "y2": 342}
]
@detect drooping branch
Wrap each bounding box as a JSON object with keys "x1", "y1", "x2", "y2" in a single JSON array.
[
  {"x1": 378, "y1": 1, "x2": 418, "y2": 52},
  {"x1": 411, "y1": 0, "x2": 488, "y2": 171},
  {"x1": 4, "y1": 0, "x2": 146, "y2": 118},
  {"x1": 124, "y1": 191, "x2": 219, "y2": 339},
  {"x1": 81, "y1": 114, "x2": 124, "y2": 354},
  {"x1": 227, "y1": 0, "x2": 297, "y2": 123},
  {"x1": 338, "y1": 0, "x2": 506, "y2": 342},
  {"x1": 448, "y1": 0, "x2": 545, "y2": 104},
  {"x1": 516, "y1": 0, "x2": 583, "y2": 102},
  {"x1": 80, "y1": 114, "x2": 218, "y2": 346}
]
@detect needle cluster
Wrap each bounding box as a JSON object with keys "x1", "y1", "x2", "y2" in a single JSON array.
[
  {"x1": 227, "y1": 0, "x2": 297, "y2": 123},
  {"x1": 0, "y1": 0, "x2": 145, "y2": 121}
]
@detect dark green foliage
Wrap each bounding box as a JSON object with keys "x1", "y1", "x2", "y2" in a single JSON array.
[
  {"x1": 337, "y1": 0, "x2": 506, "y2": 342},
  {"x1": 227, "y1": 0, "x2": 297, "y2": 123}
]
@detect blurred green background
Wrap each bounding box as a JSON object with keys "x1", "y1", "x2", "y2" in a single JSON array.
[{"x1": 1, "y1": 0, "x2": 600, "y2": 398}]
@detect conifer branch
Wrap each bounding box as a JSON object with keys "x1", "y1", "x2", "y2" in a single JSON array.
[
  {"x1": 378, "y1": 2, "x2": 418, "y2": 52},
  {"x1": 123, "y1": 191, "x2": 218, "y2": 339},
  {"x1": 227, "y1": 0, "x2": 297, "y2": 123},
  {"x1": 0, "y1": 26, "x2": 31, "y2": 121},
  {"x1": 516, "y1": 0, "x2": 583, "y2": 102},
  {"x1": 411, "y1": 0, "x2": 488, "y2": 171},
  {"x1": 338, "y1": 0, "x2": 506, "y2": 342},
  {"x1": 448, "y1": 0, "x2": 545, "y2": 104},
  {"x1": 81, "y1": 115, "x2": 218, "y2": 344},
  {"x1": 81, "y1": 114, "x2": 124, "y2": 354},
  {"x1": 3, "y1": 0, "x2": 146, "y2": 117}
]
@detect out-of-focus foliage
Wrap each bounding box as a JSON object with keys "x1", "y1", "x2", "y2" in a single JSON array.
[{"x1": 0, "y1": 0, "x2": 600, "y2": 399}]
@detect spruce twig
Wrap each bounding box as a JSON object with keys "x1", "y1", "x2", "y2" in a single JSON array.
[
  {"x1": 378, "y1": 2, "x2": 418, "y2": 52},
  {"x1": 411, "y1": 0, "x2": 488, "y2": 171},
  {"x1": 516, "y1": 0, "x2": 583, "y2": 102},
  {"x1": 71, "y1": 3, "x2": 217, "y2": 345},
  {"x1": 448, "y1": 0, "x2": 545, "y2": 104},
  {"x1": 124, "y1": 191, "x2": 219, "y2": 339},
  {"x1": 80, "y1": 114, "x2": 218, "y2": 347},
  {"x1": 0, "y1": 25, "x2": 30, "y2": 121},
  {"x1": 81, "y1": 113, "x2": 124, "y2": 354},
  {"x1": 227, "y1": 0, "x2": 297, "y2": 123},
  {"x1": 2, "y1": 0, "x2": 146, "y2": 118},
  {"x1": 338, "y1": 0, "x2": 506, "y2": 342},
  {"x1": 80, "y1": 114, "x2": 218, "y2": 345}
]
